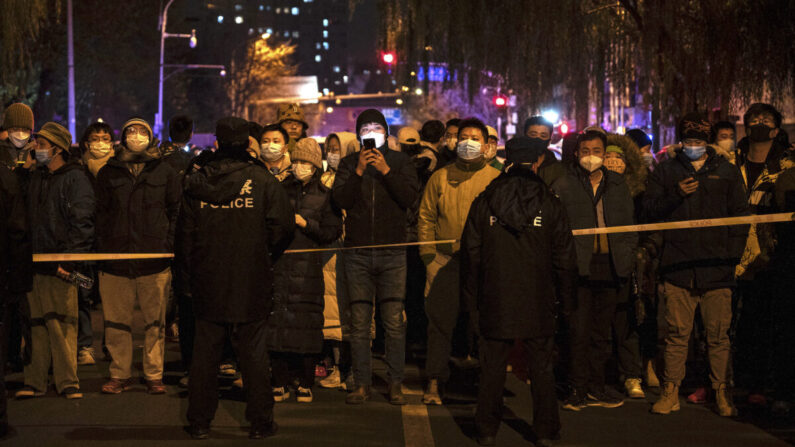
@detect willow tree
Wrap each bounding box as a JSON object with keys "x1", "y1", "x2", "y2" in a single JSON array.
[
  {"x1": 377, "y1": 0, "x2": 795, "y2": 147},
  {"x1": 226, "y1": 39, "x2": 297, "y2": 118}
]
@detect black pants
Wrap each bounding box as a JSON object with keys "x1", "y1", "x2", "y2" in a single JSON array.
[
  {"x1": 271, "y1": 351, "x2": 315, "y2": 389},
  {"x1": 613, "y1": 281, "x2": 642, "y2": 379},
  {"x1": 0, "y1": 300, "x2": 10, "y2": 429},
  {"x1": 177, "y1": 293, "x2": 195, "y2": 372},
  {"x1": 568, "y1": 282, "x2": 619, "y2": 393},
  {"x1": 405, "y1": 246, "x2": 427, "y2": 347},
  {"x1": 476, "y1": 336, "x2": 560, "y2": 440},
  {"x1": 187, "y1": 318, "x2": 273, "y2": 428}
]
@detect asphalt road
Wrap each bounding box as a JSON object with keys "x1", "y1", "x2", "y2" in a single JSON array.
[{"x1": 3, "y1": 309, "x2": 793, "y2": 446}]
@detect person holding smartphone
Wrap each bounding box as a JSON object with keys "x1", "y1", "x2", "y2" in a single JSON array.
[{"x1": 331, "y1": 109, "x2": 419, "y2": 405}]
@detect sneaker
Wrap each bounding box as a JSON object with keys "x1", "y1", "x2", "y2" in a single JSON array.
[
  {"x1": 15, "y1": 386, "x2": 45, "y2": 399},
  {"x1": 146, "y1": 379, "x2": 166, "y2": 395},
  {"x1": 715, "y1": 384, "x2": 737, "y2": 417},
  {"x1": 187, "y1": 424, "x2": 209, "y2": 440},
  {"x1": 178, "y1": 374, "x2": 189, "y2": 389},
  {"x1": 625, "y1": 378, "x2": 645, "y2": 399},
  {"x1": 61, "y1": 386, "x2": 83, "y2": 399},
  {"x1": 345, "y1": 386, "x2": 371, "y2": 404},
  {"x1": 297, "y1": 387, "x2": 313, "y2": 403},
  {"x1": 561, "y1": 389, "x2": 587, "y2": 411},
  {"x1": 586, "y1": 390, "x2": 624, "y2": 408},
  {"x1": 77, "y1": 347, "x2": 96, "y2": 365},
  {"x1": 102, "y1": 378, "x2": 133, "y2": 394},
  {"x1": 272, "y1": 387, "x2": 290, "y2": 402},
  {"x1": 219, "y1": 362, "x2": 236, "y2": 377},
  {"x1": 388, "y1": 382, "x2": 407, "y2": 405},
  {"x1": 687, "y1": 386, "x2": 708, "y2": 404},
  {"x1": 651, "y1": 382, "x2": 681, "y2": 414},
  {"x1": 319, "y1": 368, "x2": 342, "y2": 389},
  {"x1": 422, "y1": 379, "x2": 442, "y2": 405}
]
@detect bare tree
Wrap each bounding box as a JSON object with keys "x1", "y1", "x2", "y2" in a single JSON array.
[{"x1": 226, "y1": 39, "x2": 297, "y2": 118}]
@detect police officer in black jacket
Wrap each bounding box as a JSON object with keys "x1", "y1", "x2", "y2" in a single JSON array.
[
  {"x1": 461, "y1": 137, "x2": 577, "y2": 447},
  {"x1": 176, "y1": 117, "x2": 294, "y2": 440}
]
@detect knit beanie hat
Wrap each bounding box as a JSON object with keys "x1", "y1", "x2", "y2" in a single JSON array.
[
  {"x1": 605, "y1": 145, "x2": 624, "y2": 155},
  {"x1": 292, "y1": 138, "x2": 323, "y2": 169},
  {"x1": 678, "y1": 112, "x2": 712, "y2": 142},
  {"x1": 122, "y1": 117, "x2": 153, "y2": 139},
  {"x1": 36, "y1": 122, "x2": 72, "y2": 151},
  {"x1": 3, "y1": 103, "x2": 34, "y2": 130},
  {"x1": 356, "y1": 109, "x2": 389, "y2": 136},
  {"x1": 626, "y1": 128, "x2": 651, "y2": 149}
]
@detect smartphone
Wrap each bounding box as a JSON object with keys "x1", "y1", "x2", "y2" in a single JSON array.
[{"x1": 363, "y1": 138, "x2": 376, "y2": 150}]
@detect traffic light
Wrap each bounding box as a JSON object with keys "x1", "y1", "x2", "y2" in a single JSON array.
[
  {"x1": 559, "y1": 122, "x2": 569, "y2": 134},
  {"x1": 381, "y1": 51, "x2": 396, "y2": 65},
  {"x1": 493, "y1": 94, "x2": 508, "y2": 108}
]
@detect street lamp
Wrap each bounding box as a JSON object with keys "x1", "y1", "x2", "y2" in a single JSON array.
[{"x1": 156, "y1": 0, "x2": 198, "y2": 140}]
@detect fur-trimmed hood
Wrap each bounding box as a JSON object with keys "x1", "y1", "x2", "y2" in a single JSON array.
[{"x1": 607, "y1": 133, "x2": 648, "y2": 197}]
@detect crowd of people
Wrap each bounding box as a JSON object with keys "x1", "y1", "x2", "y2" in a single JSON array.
[{"x1": 0, "y1": 99, "x2": 793, "y2": 445}]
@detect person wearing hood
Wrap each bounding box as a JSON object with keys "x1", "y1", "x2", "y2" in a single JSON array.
[
  {"x1": 267, "y1": 138, "x2": 342, "y2": 404},
  {"x1": 321, "y1": 131, "x2": 359, "y2": 189},
  {"x1": 732, "y1": 103, "x2": 795, "y2": 408},
  {"x1": 551, "y1": 130, "x2": 637, "y2": 411},
  {"x1": 331, "y1": 108, "x2": 419, "y2": 405},
  {"x1": 14, "y1": 122, "x2": 94, "y2": 400},
  {"x1": 176, "y1": 116, "x2": 294, "y2": 440},
  {"x1": 419, "y1": 119, "x2": 449, "y2": 170},
  {"x1": 259, "y1": 124, "x2": 292, "y2": 181},
  {"x1": 524, "y1": 116, "x2": 566, "y2": 186},
  {"x1": 461, "y1": 136, "x2": 576, "y2": 447},
  {"x1": 276, "y1": 103, "x2": 309, "y2": 154},
  {"x1": 418, "y1": 118, "x2": 500, "y2": 405},
  {"x1": 94, "y1": 117, "x2": 180, "y2": 395},
  {"x1": 159, "y1": 115, "x2": 195, "y2": 180},
  {"x1": 485, "y1": 125, "x2": 503, "y2": 170},
  {"x1": 1, "y1": 103, "x2": 35, "y2": 169},
  {"x1": 626, "y1": 128, "x2": 655, "y2": 171},
  {"x1": 644, "y1": 113, "x2": 749, "y2": 417}
]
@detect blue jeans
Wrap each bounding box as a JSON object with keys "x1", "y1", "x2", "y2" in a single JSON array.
[{"x1": 344, "y1": 249, "x2": 406, "y2": 387}]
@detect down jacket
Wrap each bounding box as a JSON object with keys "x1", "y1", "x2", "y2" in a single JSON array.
[{"x1": 267, "y1": 173, "x2": 342, "y2": 353}]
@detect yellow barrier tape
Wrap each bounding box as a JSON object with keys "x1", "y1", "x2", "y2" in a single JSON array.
[{"x1": 32, "y1": 212, "x2": 794, "y2": 262}]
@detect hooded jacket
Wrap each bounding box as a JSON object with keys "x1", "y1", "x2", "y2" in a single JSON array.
[
  {"x1": 0, "y1": 164, "x2": 32, "y2": 296},
  {"x1": 331, "y1": 142, "x2": 419, "y2": 247},
  {"x1": 176, "y1": 151, "x2": 294, "y2": 323},
  {"x1": 551, "y1": 164, "x2": 638, "y2": 279},
  {"x1": 95, "y1": 145, "x2": 181, "y2": 278},
  {"x1": 321, "y1": 131, "x2": 359, "y2": 189},
  {"x1": 606, "y1": 133, "x2": 648, "y2": 198},
  {"x1": 460, "y1": 168, "x2": 577, "y2": 339},
  {"x1": 418, "y1": 158, "x2": 500, "y2": 259},
  {"x1": 643, "y1": 147, "x2": 750, "y2": 289},
  {"x1": 266, "y1": 173, "x2": 342, "y2": 353},
  {"x1": 18, "y1": 160, "x2": 95, "y2": 275}
]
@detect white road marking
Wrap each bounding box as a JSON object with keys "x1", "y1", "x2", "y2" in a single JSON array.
[{"x1": 402, "y1": 404, "x2": 435, "y2": 447}]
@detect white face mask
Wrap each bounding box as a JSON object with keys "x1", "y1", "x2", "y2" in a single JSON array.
[
  {"x1": 717, "y1": 139, "x2": 736, "y2": 153},
  {"x1": 326, "y1": 153, "x2": 340, "y2": 169},
  {"x1": 125, "y1": 134, "x2": 149, "y2": 152},
  {"x1": 484, "y1": 143, "x2": 497, "y2": 160},
  {"x1": 9, "y1": 131, "x2": 30, "y2": 148},
  {"x1": 456, "y1": 139, "x2": 483, "y2": 161},
  {"x1": 579, "y1": 155, "x2": 603, "y2": 172},
  {"x1": 89, "y1": 141, "x2": 112, "y2": 158},
  {"x1": 260, "y1": 143, "x2": 284, "y2": 161},
  {"x1": 293, "y1": 163, "x2": 315, "y2": 181},
  {"x1": 360, "y1": 131, "x2": 385, "y2": 149}
]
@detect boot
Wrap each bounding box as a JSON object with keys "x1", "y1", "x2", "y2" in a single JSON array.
[
  {"x1": 422, "y1": 379, "x2": 442, "y2": 405},
  {"x1": 389, "y1": 382, "x2": 407, "y2": 405},
  {"x1": 715, "y1": 384, "x2": 738, "y2": 417},
  {"x1": 345, "y1": 386, "x2": 371, "y2": 405},
  {"x1": 651, "y1": 382, "x2": 680, "y2": 414}
]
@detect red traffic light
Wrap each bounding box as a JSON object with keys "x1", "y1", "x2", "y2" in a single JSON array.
[
  {"x1": 381, "y1": 52, "x2": 396, "y2": 65},
  {"x1": 560, "y1": 122, "x2": 569, "y2": 134},
  {"x1": 493, "y1": 95, "x2": 508, "y2": 107}
]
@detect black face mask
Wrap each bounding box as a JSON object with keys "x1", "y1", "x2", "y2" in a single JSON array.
[
  {"x1": 401, "y1": 143, "x2": 421, "y2": 155},
  {"x1": 527, "y1": 137, "x2": 550, "y2": 149},
  {"x1": 748, "y1": 124, "x2": 774, "y2": 143}
]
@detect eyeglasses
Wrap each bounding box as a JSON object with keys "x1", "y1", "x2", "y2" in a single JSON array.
[{"x1": 748, "y1": 117, "x2": 775, "y2": 126}]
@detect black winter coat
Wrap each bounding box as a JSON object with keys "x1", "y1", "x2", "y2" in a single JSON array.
[
  {"x1": 331, "y1": 144, "x2": 419, "y2": 247},
  {"x1": 267, "y1": 174, "x2": 342, "y2": 353},
  {"x1": 176, "y1": 152, "x2": 294, "y2": 323},
  {"x1": 95, "y1": 156, "x2": 181, "y2": 277},
  {"x1": 552, "y1": 165, "x2": 638, "y2": 278},
  {"x1": 461, "y1": 169, "x2": 577, "y2": 339},
  {"x1": 0, "y1": 164, "x2": 32, "y2": 296},
  {"x1": 643, "y1": 148, "x2": 750, "y2": 290},
  {"x1": 19, "y1": 161, "x2": 95, "y2": 275}
]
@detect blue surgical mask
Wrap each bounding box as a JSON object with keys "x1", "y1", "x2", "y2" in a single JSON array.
[
  {"x1": 35, "y1": 149, "x2": 52, "y2": 166},
  {"x1": 683, "y1": 145, "x2": 706, "y2": 160},
  {"x1": 456, "y1": 139, "x2": 483, "y2": 161}
]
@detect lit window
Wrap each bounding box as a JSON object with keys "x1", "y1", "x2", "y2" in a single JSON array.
[
  {"x1": 323, "y1": 30, "x2": 328, "y2": 38},
  {"x1": 276, "y1": 7, "x2": 281, "y2": 13},
  {"x1": 266, "y1": 27, "x2": 273, "y2": 34},
  {"x1": 217, "y1": 15, "x2": 224, "y2": 23},
  {"x1": 315, "y1": 42, "x2": 321, "y2": 50},
  {"x1": 248, "y1": 28, "x2": 254, "y2": 35},
  {"x1": 334, "y1": 80, "x2": 341, "y2": 85},
  {"x1": 235, "y1": 15, "x2": 244, "y2": 24},
  {"x1": 323, "y1": 41, "x2": 329, "y2": 50},
  {"x1": 343, "y1": 75, "x2": 348, "y2": 83},
  {"x1": 235, "y1": 4, "x2": 243, "y2": 11},
  {"x1": 292, "y1": 7, "x2": 299, "y2": 15},
  {"x1": 304, "y1": 0, "x2": 313, "y2": 2},
  {"x1": 259, "y1": 5, "x2": 264, "y2": 11},
  {"x1": 323, "y1": 88, "x2": 330, "y2": 95},
  {"x1": 258, "y1": 27, "x2": 264, "y2": 33},
  {"x1": 323, "y1": 19, "x2": 329, "y2": 27},
  {"x1": 292, "y1": 31, "x2": 300, "y2": 38},
  {"x1": 315, "y1": 54, "x2": 322, "y2": 62},
  {"x1": 333, "y1": 65, "x2": 340, "y2": 73},
  {"x1": 284, "y1": 31, "x2": 289, "y2": 37}
]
